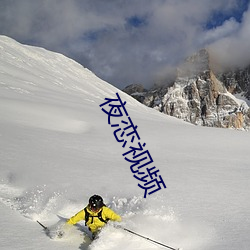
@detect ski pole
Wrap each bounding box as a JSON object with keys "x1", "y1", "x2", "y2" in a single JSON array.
[
  {"x1": 122, "y1": 227, "x2": 180, "y2": 250},
  {"x1": 37, "y1": 220, "x2": 48, "y2": 231}
]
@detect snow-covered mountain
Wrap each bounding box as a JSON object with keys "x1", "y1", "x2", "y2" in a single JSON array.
[
  {"x1": 0, "y1": 36, "x2": 250, "y2": 250},
  {"x1": 217, "y1": 65, "x2": 250, "y2": 100},
  {"x1": 124, "y1": 49, "x2": 250, "y2": 130}
]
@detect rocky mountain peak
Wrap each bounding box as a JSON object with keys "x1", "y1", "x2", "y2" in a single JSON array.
[
  {"x1": 123, "y1": 49, "x2": 250, "y2": 130},
  {"x1": 177, "y1": 48, "x2": 210, "y2": 78}
]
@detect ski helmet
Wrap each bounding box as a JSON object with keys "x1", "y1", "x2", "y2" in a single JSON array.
[{"x1": 89, "y1": 195, "x2": 104, "y2": 210}]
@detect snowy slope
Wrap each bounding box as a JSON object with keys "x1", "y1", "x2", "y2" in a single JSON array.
[{"x1": 0, "y1": 36, "x2": 250, "y2": 250}]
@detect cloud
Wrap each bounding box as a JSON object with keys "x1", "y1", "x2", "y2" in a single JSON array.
[
  {"x1": 208, "y1": 3, "x2": 250, "y2": 69},
  {"x1": 200, "y1": 18, "x2": 240, "y2": 45},
  {"x1": 0, "y1": 0, "x2": 249, "y2": 89}
]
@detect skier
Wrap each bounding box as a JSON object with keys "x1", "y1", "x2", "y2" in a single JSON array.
[{"x1": 66, "y1": 194, "x2": 122, "y2": 239}]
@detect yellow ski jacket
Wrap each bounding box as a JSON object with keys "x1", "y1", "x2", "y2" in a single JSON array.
[{"x1": 67, "y1": 206, "x2": 121, "y2": 233}]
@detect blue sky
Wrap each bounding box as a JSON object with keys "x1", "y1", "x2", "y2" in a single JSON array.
[
  {"x1": 0, "y1": 0, "x2": 249, "y2": 89},
  {"x1": 205, "y1": 0, "x2": 249, "y2": 28}
]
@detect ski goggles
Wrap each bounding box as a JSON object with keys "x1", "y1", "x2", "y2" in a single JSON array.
[{"x1": 90, "y1": 205, "x2": 101, "y2": 212}]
